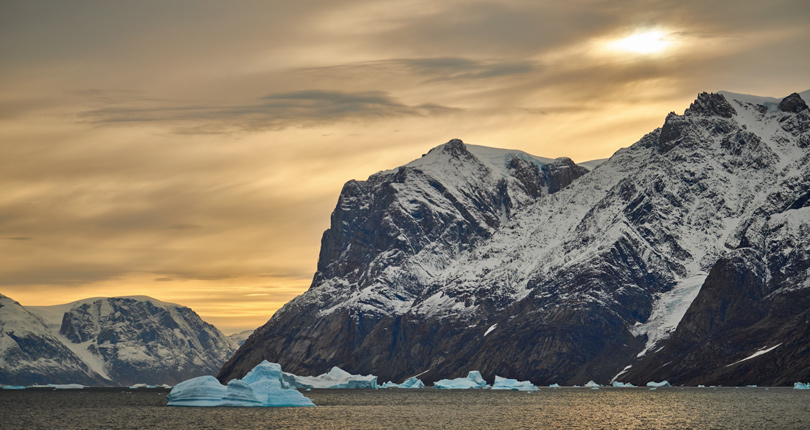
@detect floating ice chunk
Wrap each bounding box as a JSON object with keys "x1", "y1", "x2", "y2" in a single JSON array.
[
  {"x1": 167, "y1": 362, "x2": 315, "y2": 407},
  {"x1": 288, "y1": 366, "x2": 378, "y2": 389},
  {"x1": 491, "y1": 376, "x2": 539, "y2": 392},
  {"x1": 222, "y1": 380, "x2": 262, "y2": 407},
  {"x1": 698, "y1": 385, "x2": 706, "y2": 388},
  {"x1": 167, "y1": 376, "x2": 228, "y2": 407},
  {"x1": 434, "y1": 371, "x2": 489, "y2": 389},
  {"x1": 584, "y1": 380, "x2": 601, "y2": 388},
  {"x1": 382, "y1": 376, "x2": 425, "y2": 389},
  {"x1": 646, "y1": 381, "x2": 671, "y2": 387},
  {"x1": 612, "y1": 382, "x2": 635, "y2": 387},
  {"x1": 794, "y1": 382, "x2": 810, "y2": 390},
  {"x1": 31, "y1": 384, "x2": 86, "y2": 390},
  {"x1": 243, "y1": 361, "x2": 295, "y2": 389},
  {"x1": 1, "y1": 385, "x2": 26, "y2": 390},
  {"x1": 549, "y1": 383, "x2": 561, "y2": 388}
]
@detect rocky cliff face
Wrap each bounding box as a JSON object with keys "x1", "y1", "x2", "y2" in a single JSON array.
[
  {"x1": 220, "y1": 90, "x2": 810, "y2": 386},
  {"x1": 2, "y1": 295, "x2": 237, "y2": 386}
]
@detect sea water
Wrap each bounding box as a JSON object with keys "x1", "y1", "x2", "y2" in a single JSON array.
[{"x1": 2, "y1": 387, "x2": 809, "y2": 429}]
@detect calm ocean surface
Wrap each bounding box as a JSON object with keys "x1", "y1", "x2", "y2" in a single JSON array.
[{"x1": 2, "y1": 387, "x2": 809, "y2": 429}]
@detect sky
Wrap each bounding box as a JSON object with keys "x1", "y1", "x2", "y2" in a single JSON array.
[{"x1": 1, "y1": 0, "x2": 808, "y2": 334}]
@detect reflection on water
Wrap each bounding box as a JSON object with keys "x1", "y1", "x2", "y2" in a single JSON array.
[{"x1": 2, "y1": 387, "x2": 809, "y2": 429}]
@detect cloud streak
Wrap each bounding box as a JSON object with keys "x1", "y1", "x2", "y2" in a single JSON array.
[{"x1": 77, "y1": 90, "x2": 459, "y2": 134}]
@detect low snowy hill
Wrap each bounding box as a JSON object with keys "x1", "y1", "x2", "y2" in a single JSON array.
[
  {"x1": 1, "y1": 295, "x2": 237, "y2": 386},
  {"x1": 219, "y1": 91, "x2": 810, "y2": 386},
  {"x1": 228, "y1": 329, "x2": 255, "y2": 346}
]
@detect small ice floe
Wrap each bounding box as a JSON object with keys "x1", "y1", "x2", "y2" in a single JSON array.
[
  {"x1": 549, "y1": 383, "x2": 561, "y2": 388},
  {"x1": 382, "y1": 377, "x2": 425, "y2": 389},
  {"x1": 584, "y1": 381, "x2": 601, "y2": 388},
  {"x1": 491, "y1": 376, "x2": 538, "y2": 392},
  {"x1": 612, "y1": 382, "x2": 635, "y2": 387},
  {"x1": 30, "y1": 384, "x2": 86, "y2": 390},
  {"x1": 167, "y1": 361, "x2": 315, "y2": 407},
  {"x1": 287, "y1": 366, "x2": 378, "y2": 389},
  {"x1": 434, "y1": 371, "x2": 489, "y2": 389},
  {"x1": 646, "y1": 381, "x2": 671, "y2": 387},
  {"x1": 129, "y1": 384, "x2": 158, "y2": 389},
  {"x1": 794, "y1": 382, "x2": 810, "y2": 390},
  {"x1": 1, "y1": 385, "x2": 26, "y2": 390}
]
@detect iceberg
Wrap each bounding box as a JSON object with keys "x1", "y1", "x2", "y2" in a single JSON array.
[
  {"x1": 1, "y1": 385, "x2": 26, "y2": 390},
  {"x1": 30, "y1": 384, "x2": 86, "y2": 390},
  {"x1": 794, "y1": 382, "x2": 810, "y2": 390},
  {"x1": 382, "y1": 377, "x2": 425, "y2": 389},
  {"x1": 167, "y1": 376, "x2": 228, "y2": 407},
  {"x1": 491, "y1": 376, "x2": 538, "y2": 392},
  {"x1": 584, "y1": 380, "x2": 601, "y2": 388},
  {"x1": 167, "y1": 361, "x2": 315, "y2": 407},
  {"x1": 646, "y1": 381, "x2": 671, "y2": 387},
  {"x1": 434, "y1": 371, "x2": 489, "y2": 389},
  {"x1": 612, "y1": 382, "x2": 635, "y2": 387},
  {"x1": 549, "y1": 383, "x2": 561, "y2": 388},
  {"x1": 287, "y1": 366, "x2": 378, "y2": 389}
]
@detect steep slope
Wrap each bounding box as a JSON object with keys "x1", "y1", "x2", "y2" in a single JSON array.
[
  {"x1": 0, "y1": 294, "x2": 107, "y2": 386},
  {"x1": 25, "y1": 296, "x2": 238, "y2": 386},
  {"x1": 220, "y1": 91, "x2": 810, "y2": 386}
]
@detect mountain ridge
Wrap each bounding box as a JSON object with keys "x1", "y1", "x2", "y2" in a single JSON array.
[{"x1": 220, "y1": 90, "x2": 808, "y2": 385}]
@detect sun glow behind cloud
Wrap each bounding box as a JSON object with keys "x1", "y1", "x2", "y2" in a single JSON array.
[{"x1": 606, "y1": 29, "x2": 676, "y2": 55}]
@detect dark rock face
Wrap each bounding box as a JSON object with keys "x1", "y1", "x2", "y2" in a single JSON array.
[
  {"x1": 779, "y1": 93, "x2": 808, "y2": 113},
  {"x1": 220, "y1": 92, "x2": 810, "y2": 387}
]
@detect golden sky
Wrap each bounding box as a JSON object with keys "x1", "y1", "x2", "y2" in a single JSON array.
[{"x1": 1, "y1": 0, "x2": 808, "y2": 334}]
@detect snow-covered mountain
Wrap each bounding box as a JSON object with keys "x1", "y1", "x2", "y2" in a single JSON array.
[
  {"x1": 219, "y1": 90, "x2": 810, "y2": 386},
  {"x1": 1, "y1": 295, "x2": 237, "y2": 386},
  {"x1": 0, "y1": 294, "x2": 107, "y2": 386}
]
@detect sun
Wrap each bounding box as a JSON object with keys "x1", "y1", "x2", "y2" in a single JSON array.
[{"x1": 608, "y1": 30, "x2": 673, "y2": 55}]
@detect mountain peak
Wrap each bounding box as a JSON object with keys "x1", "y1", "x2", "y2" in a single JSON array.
[
  {"x1": 685, "y1": 92, "x2": 736, "y2": 118},
  {"x1": 779, "y1": 92, "x2": 808, "y2": 113}
]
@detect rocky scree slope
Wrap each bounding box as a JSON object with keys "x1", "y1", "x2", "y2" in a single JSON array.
[{"x1": 220, "y1": 91, "x2": 810, "y2": 386}]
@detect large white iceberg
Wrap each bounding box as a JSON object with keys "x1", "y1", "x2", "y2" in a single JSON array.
[
  {"x1": 646, "y1": 381, "x2": 671, "y2": 387},
  {"x1": 491, "y1": 376, "x2": 538, "y2": 392},
  {"x1": 794, "y1": 382, "x2": 810, "y2": 390},
  {"x1": 167, "y1": 361, "x2": 315, "y2": 407},
  {"x1": 286, "y1": 366, "x2": 378, "y2": 389},
  {"x1": 382, "y1": 376, "x2": 425, "y2": 389},
  {"x1": 434, "y1": 371, "x2": 489, "y2": 389}
]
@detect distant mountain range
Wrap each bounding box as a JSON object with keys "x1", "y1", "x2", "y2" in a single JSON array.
[
  {"x1": 0, "y1": 294, "x2": 236, "y2": 386},
  {"x1": 219, "y1": 90, "x2": 810, "y2": 387}
]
